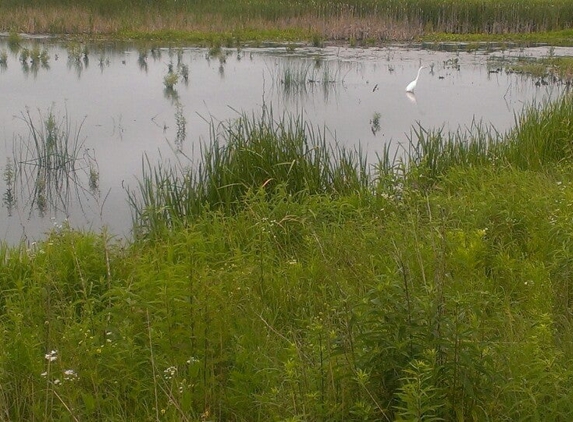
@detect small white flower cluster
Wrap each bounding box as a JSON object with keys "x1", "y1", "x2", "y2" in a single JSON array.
[
  {"x1": 163, "y1": 366, "x2": 177, "y2": 380},
  {"x1": 63, "y1": 369, "x2": 78, "y2": 381},
  {"x1": 45, "y1": 350, "x2": 58, "y2": 362},
  {"x1": 51, "y1": 216, "x2": 67, "y2": 231}
]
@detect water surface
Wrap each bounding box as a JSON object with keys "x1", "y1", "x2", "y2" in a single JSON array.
[{"x1": 0, "y1": 38, "x2": 570, "y2": 244}]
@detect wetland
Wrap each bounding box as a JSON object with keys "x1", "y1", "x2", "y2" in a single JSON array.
[
  {"x1": 2, "y1": 2, "x2": 573, "y2": 418},
  {"x1": 1, "y1": 36, "x2": 571, "y2": 244}
]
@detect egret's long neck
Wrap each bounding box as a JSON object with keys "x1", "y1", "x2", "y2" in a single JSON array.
[{"x1": 416, "y1": 67, "x2": 423, "y2": 79}]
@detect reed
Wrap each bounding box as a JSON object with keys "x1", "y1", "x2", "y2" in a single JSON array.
[
  {"x1": 400, "y1": 93, "x2": 573, "y2": 190},
  {"x1": 10, "y1": 107, "x2": 96, "y2": 217},
  {"x1": 2, "y1": 0, "x2": 573, "y2": 41},
  {"x1": 128, "y1": 108, "x2": 368, "y2": 237},
  {"x1": 0, "y1": 50, "x2": 7, "y2": 66}
]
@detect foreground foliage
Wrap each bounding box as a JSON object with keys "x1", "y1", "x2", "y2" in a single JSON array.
[{"x1": 1, "y1": 96, "x2": 573, "y2": 420}]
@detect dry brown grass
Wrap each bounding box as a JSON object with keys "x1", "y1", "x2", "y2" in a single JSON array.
[
  {"x1": 0, "y1": 6, "x2": 424, "y2": 40},
  {"x1": 0, "y1": 7, "x2": 120, "y2": 34}
]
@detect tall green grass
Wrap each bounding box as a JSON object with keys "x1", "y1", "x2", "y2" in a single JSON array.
[
  {"x1": 128, "y1": 109, "x2": 368, "y2": 238},
  {"x1": 401, "y1": 94, "x2": 573, "y2": 190}
]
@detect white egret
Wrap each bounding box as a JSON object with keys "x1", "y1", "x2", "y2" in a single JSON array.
[{"x1": 405, "y1": 66, "x2": 427, "y2": 93}]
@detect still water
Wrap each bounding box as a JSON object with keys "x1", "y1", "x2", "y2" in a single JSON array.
[{"x1": 0, "y1": 37, "x2": 571, "y2": 244}]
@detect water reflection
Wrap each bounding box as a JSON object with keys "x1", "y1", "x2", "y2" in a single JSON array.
[
  {"x1": 405, "y1": 92, "x2": 417, "y2": 105},
  {"x1": 16, "y1": 44, "x2": 50, "y2": 77},
  {"x1": 0, "y1": 37, "x2": 571, "y2": 244}
]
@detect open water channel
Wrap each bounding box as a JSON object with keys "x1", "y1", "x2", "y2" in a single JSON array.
[{"x1": 0, "y1": 36, "x2": 571, "y2": 244}]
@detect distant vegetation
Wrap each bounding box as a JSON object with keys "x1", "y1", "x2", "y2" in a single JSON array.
[
  {"x1": 2, "y1": 0, "x2": 573, "y2": 42},
  {"x1": 2, "y1": 94, "x2": 573, "y2": 420}
]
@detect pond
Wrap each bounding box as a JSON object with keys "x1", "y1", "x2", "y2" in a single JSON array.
[{"x1": 0, "y1": 36, "x2": 571, "y2": 245}]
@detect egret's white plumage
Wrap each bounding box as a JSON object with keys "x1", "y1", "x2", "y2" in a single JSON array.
[{"x1": 406, "y1": 66, "x2": 427, "y2": 93}]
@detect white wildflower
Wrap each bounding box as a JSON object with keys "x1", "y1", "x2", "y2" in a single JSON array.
[
  {"x1": 163, "y1": 366, "x2": 177, "y2": 380},
  {"x1": 63, "y1": 369, "x2": 78, "y2": 381},
  {"x1": 45, "y1": 350, "x2": 57, "y2": 362}
]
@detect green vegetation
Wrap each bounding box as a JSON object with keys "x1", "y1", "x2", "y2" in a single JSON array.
[
  {"x1": 2, "y1": 94, "x2": 573, "y2": 420},
  {"x1": 276, "y1": 60, "x2": 343, "y2": 98},
  {"x1": 10, "y1": 108, "x2": 89, "y2": 216},
  {"x1": 502, "y1": 56, "x2": 573, "y2": 83},
  {"x1": 2, "y1": 0, "x2": 573, "y2": 43},
  {"x1": 128, "y1": 109, "x2": 367, "y2": 238}
]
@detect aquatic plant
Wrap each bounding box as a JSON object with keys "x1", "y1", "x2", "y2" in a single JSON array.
[
  {"x1": 3, "y1": 158, "x2": 16, "y2": 214},
  {"x1": 163, "y1": 71, "x2": 179, "y2": 90},
  {"x1": 11, "y1": 107, "x2": 98, "y2": 217},
  {"x1": 30, "y1": 45, "x2": 49, "y2": 66},
  {"x1": 280, "y1": 61, "x2": 311, "y2": 93},
  {"x1": 0, "y1": 49, "x2": 7, "y2": 67},
  {"x1": 66, "y1": 42, "x2": 87, "y2": 63},
  {"x1": 7, "y1": 31, "x2": 21, "y2": 53},
  {"x1": 137, "y1": 49, "x2": 148, "y2": 72},
  {"x1": 19, "y1": 47, "x2": 29, "y2": 64},
  {"x1": 207, "y1": 39, "x2": 222, "y2": 58},
  {"x1": 174, "y1": 101, "x2": 186, "y2": 149},
  {"x1": 179, "y1": 63, "x2": 189, "y2": 82},
  {"x1": 277, "y1": 59, "x2": 343, "y2": 99},
  {"x1": 128, "y1": 108, "x2": 368, "y2": 237},
  {"x1": 370, "y1": 111, "x2": 381, "y2": 135}
]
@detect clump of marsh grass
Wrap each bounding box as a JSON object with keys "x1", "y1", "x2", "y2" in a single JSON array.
[
  {"x1": 0, "y1": 50, "x2": 8, "y2": 68},
  {"x1": 174, "y1": 101, "x2": 186, "y2": 150},
  {"x1": 3, "y1": 159, "x2": 16, "y2": 215},
  {"x1": 404, "y1": 121, "x2": 497, "y2": 190},
  {"x1": 18, "y1": 44, "x2": 50, "y2": 75},
  {"x1": 370, "y1": 111, "x2": 381, "y2": 135},
  {"x1": 163, "y1": 67, "x2": 180, "y2": 102},
  {"x1": 7, "y1": 31, "x2": 21, "y2": 53},
  {"x1": 207, "y1": 39, "x2": 222, "y2": 58},
  {"x1": 179, "y1": 63, "x2": 189, "y2": 83},
  {"x1": 18, "y1": 48, "x2": 29, "y2": 64},
  {"x1": 163, "y1": 71, "x2": 179, "y2": 90},
  {"x1": 137, "y1": 49, "x2": 148, "y2": 72},
  {"x1": 280, "y1": 61, "x2": 312, "y2": 95},
  {"x1": 277, "y1": 59, "x2": 344, "y2": 100},
  {"x1": 392, "y1": 93, "x2": 573, "y2": 192},
  {"x1": 503, "y1": 95, "x2": 573, "y2": 170},
  {"x1": 66, "y1": 42, "x2": 88, "y2": 63},
  {"x1": 128, "y1": 108, "x2": 368, "y2": 236},
  {"x1": 11, "y1": 107, "x2": 96, "y2": 217},
  {"x1": 66, "y1": 42, "x2": 89, "y2": 75},
  {"x1": 30, "y1": 45, "x2": 49, "y2": 66}
]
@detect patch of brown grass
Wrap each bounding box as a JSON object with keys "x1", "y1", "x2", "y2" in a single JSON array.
[{"x1": 0, "y1": 6, "x2": 425, "y2": 41}]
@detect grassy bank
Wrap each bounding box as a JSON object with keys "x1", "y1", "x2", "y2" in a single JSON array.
[
  {"x1": 2, "y1": 0, "x2": 573, "y2": 44},
  {"x1": 1, "y1": 95, "x2": 573, "y2": 420}
]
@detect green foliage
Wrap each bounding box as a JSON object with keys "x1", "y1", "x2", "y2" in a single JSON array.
[
  {"x1": 10, "y1": 107, "x2": 91, "y2": 216},
  {"x1": 128, "y1": 108, "x2": 368, "y2": 238},
  {"x1": 3, "y1": 95, "x2": 573, "y2": 420},
  {"x1": 163, "y1": 71, "x2": 179, "y2": 90}
]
